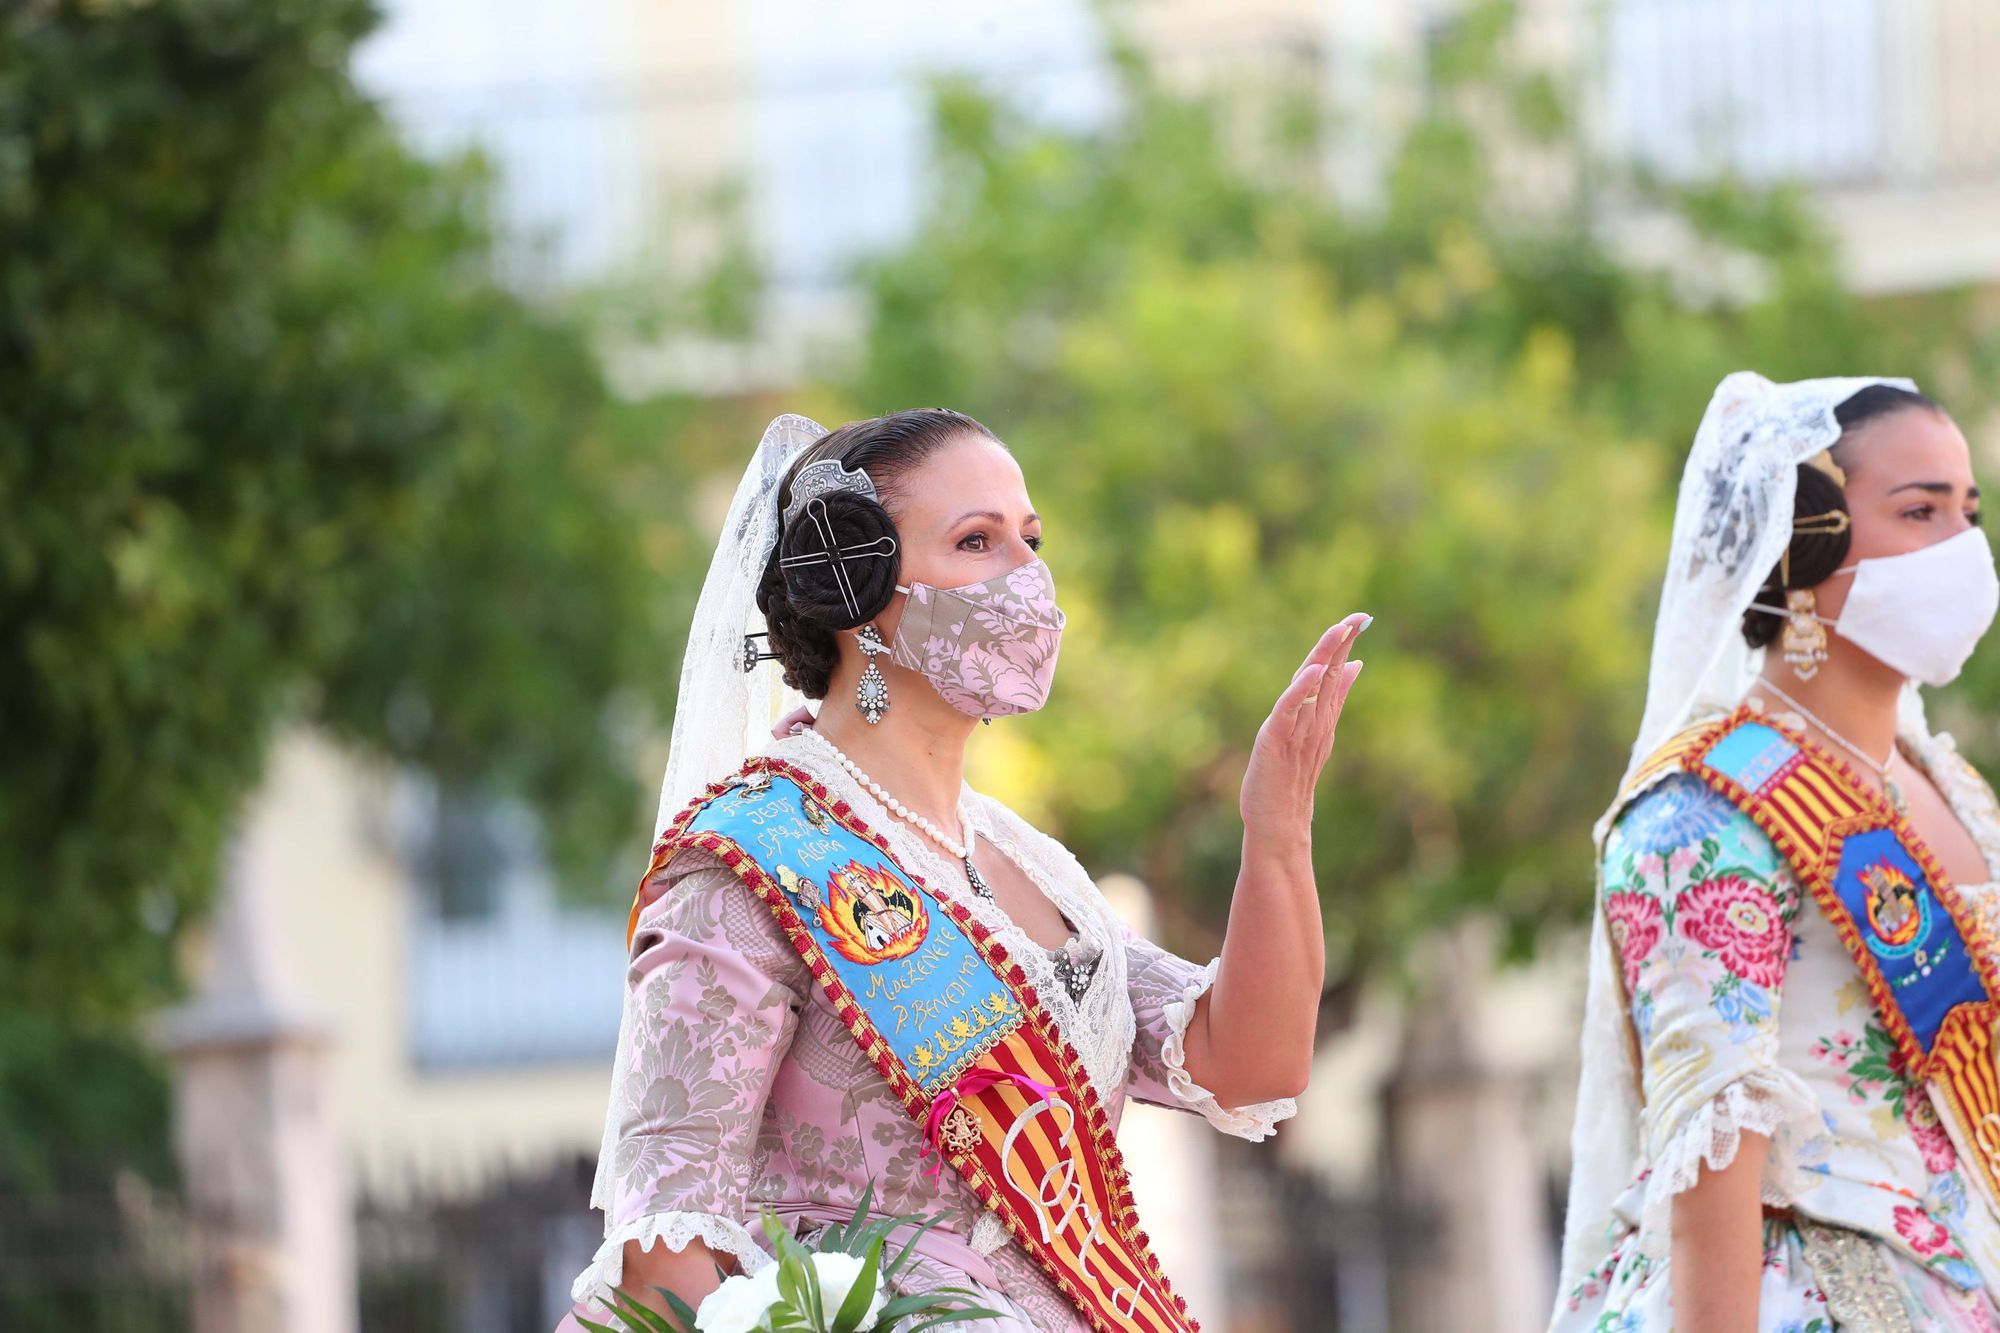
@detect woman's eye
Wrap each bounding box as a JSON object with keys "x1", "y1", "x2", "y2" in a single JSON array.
[
  {"x1": 1026, "y1": 535, "x2": 1043, "y2": 552},
  {"x1": 1971, "y1": 510, "x2": 1986, "y2": 528},
  {"x1": 1904, "y1": 504, "x2": 1937, "y2": 521},
  {"x1": 959, "y1": 532, "x2": 987, "y2": 552}
]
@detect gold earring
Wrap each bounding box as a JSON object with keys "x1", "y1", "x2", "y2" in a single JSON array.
[{"x1": 1781, "y1": 588, "x2": 1829, "y2": 680}]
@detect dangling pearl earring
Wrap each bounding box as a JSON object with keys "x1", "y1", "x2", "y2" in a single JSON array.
[
  {"x1": 1781, "y1": 588, "x2": 1829, "y2": 680},
  {"x1": 855, "y1": 624, "x2": 891, "y2": 724}
]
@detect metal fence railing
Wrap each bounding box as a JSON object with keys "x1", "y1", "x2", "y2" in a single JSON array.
[
  {"x1": 1577, "y1": 0, "x2": 2000, "y2": 193},
  {"x1": 0, "y1": 1179, "x2": 196, "y2": 1333},
  {"x1": 0, "y1": 1159, "x2": 599, "y2": 1333}
]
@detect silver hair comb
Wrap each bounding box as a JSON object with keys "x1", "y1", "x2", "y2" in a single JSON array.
[{"x1": 782, "y1": 458, "x2": 880, "y2": 527}]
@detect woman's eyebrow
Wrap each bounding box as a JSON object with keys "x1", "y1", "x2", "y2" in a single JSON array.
[
  {"x1": 948, "y1": 509, "x2": 1041, "y2": 526},
  {"x1": 1886, "y1": 481, "x2": 1963, "y2": 497}
]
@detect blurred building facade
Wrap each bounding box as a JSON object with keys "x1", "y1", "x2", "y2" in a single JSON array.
[{"x1": 357, "y1": 0, "x2": 2000, "y2": 300}]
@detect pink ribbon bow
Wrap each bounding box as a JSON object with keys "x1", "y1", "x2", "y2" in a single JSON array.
[{"x1": 921, "y1": 1067, "x2": 1061, "y2": 1178}]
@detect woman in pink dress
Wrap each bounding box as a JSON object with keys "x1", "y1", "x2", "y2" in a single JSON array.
[{"x1": 558, "y1": 410, "x2": 1367, "y2": 1330}]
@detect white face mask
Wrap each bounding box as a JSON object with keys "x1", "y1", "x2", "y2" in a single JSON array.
[{"x1": 1827, "y1": 527, "x2": 1999, "y2": 686}]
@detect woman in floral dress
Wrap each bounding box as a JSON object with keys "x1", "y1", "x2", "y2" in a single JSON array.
[
  {"x1": 559, "y1": 410, "x2": 1368, "y2": 1330},
  {"x1": 1555, "y1": 374, "x2": 2000, "y2": 1330}
]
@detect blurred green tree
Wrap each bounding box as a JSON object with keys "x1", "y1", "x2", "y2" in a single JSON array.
[
  {"x1": 840, "y1": 8, "x2": 2000, "y2": 986},
  {"x1": 0, "y1": 0, "x2": 737, "y2": 1193}
]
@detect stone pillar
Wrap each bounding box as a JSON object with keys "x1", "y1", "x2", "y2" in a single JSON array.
[
  {"x1": 156, "y1": 832, "x2": 356, "y2": 1333},
  {"x1": 1382, "y1": 923, "x2": 1553, "y2": 1333}
]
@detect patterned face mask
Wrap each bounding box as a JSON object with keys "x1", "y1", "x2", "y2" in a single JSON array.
[{"x1": 888, "y1": 558, "x2": 1066, "y2": 718}]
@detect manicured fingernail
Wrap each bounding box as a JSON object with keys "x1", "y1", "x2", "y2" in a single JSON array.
[{"x1": 1357, "y1": 613, "x2": 1374, "y2": 632}]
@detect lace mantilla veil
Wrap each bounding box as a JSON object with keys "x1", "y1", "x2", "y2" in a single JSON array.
[
  {"x1": 1555, "y1": 371, "x2": 1931, "y2": 1298},
  {"x1": 589, "y1": 413, "x2": 826, "y2": 1214}
]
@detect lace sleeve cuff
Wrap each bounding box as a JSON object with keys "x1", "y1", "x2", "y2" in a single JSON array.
[
  {"x1": 569, "y1": 1211, "x2": 771, "y2": 1312},
  {"x1": 1158, "y1": 956, "x2": 1298, "y2": 1142},
  {"x1": 1635, "y1": 1066, "x2": 1825, "y2": 1257}
]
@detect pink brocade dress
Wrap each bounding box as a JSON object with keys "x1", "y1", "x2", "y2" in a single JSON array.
[{"x1": 564, "y1": 730, "x2": 1295, "y2": 1330}]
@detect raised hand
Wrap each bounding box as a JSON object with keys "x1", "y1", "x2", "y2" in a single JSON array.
[{"x1": 1239, "y1": 613, "x2": 1369, "y2": 840}]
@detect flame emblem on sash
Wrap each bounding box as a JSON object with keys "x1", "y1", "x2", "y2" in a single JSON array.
[
  {"x1": 1863, "y1": 860, "x2": 1923, "y2": 949},
  {"x1": 815, "y1": 860, "x2": 929, "y2": 964}
]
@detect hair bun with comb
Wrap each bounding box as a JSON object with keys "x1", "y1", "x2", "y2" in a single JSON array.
[{"x1": 776, "y1": 490, "x2": 901, "y2": 631}]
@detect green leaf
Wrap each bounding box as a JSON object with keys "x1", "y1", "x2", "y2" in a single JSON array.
[
  {"x1": 607, "y1": 1290, "x2": 684, "y2": 1333},
  {"x1": 776, "y1": 1248, "x2": 824, "y2": 1330},
  {"x1": 830, "y1": 1236, "x2": 885, "y2": 1333},
  {"x1": 881, "y1": 1210, "x2": 954, "y2": 1280},
  {"x1": 829, "y1": 1178, "x2": 879, "y2": 1255},
  {"x1": 876, "y1": 1286, "x2": 997, "y2": 1320},
  {"x1": 776, "y1": 1253, "x2": 808, "y2": 1309},
  {"x1": 657, "y1": 1285, "x2": 702, "y2": 1329},
  {"x1": 900, "y1": 1310, "x2": 1011, "y2": 1331}
]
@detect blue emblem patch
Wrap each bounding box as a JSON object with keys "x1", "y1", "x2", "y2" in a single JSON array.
[
  {"x1": 689, "y1": 772, "x2": 1022, "y2": 1094},
  {"x1": 1705, "y1": 722, "x2": 1799, "y2": 796},
  {"x1": 1829, "y1": 828, "x2": 1980, "y2": 1051}
]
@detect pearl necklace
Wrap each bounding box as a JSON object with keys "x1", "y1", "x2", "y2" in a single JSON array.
[
  {"x1": 807, "y1": 732, "x2": 994, "y2": 901},
  {"x1": 1757, "y1": 680, "x2": 1909, "y2": 816}
]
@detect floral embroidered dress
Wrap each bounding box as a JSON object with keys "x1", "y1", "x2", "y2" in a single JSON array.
[
  {"x1": 1555, "y1": 715, "x2": 2000, "y2": 1331},
  {"x1": 568, "y1": 727, "x2": 1295, "y2": 1329}
]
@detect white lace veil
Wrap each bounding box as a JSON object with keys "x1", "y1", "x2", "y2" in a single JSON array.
[
  {"x1": 591, "y1": 412, "x2": 825, "y2": 1213},
  {"x1": 651, "y1": 413, "x2": 826, "y2": 839},
  {"x1": 1556, "y1": 371, "x2": 1926, "y2": 1297}
]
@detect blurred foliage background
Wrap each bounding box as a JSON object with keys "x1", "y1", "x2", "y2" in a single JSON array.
[
  {"x1": 1, "y1": 0, "x2": 680, "y2": 1197},
  {"x1": 8, "y1": 0, "x2": 2000, "y2": 1233},
  {"x1": 835, "y1": 18, "x2": 2000, "y2": 989}
]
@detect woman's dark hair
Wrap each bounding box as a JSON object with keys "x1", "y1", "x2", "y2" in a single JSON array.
[
  {"x1": 1741, "y1": 384, "x2": 1945, "y2": 648},
  {"x1": 756, "y1": 408, "x2": 1000, "y2": 698}
]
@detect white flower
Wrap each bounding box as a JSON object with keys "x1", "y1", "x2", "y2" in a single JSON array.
[
  {"x1": 809, "y1": 1251, "x2": 887, "y2": 1331},
  {"x1": 694, "y1": 1266, "x2": 781, "y2": 1333}
]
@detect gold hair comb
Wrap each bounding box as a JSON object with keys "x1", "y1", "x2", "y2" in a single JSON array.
[{"x1": 1802, "y1": 449, "x2": 1848, "y2": 488}]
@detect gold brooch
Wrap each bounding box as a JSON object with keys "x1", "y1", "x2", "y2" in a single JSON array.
[{"x1": 939, "y1": 1105, "x2": 983, "y2": 1158}]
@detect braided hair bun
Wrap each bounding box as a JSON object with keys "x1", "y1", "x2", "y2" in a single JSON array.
[{"x1": 777, "y1": 490, "x2": 902, "y2": 630}]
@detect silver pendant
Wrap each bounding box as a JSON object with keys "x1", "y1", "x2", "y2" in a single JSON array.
[
  {"x1": 857, "y1": 661, "x2": 889, "y2": 724},
  {"x1": 854, "y1": 625, "x2": 891, "y2": 725}
]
